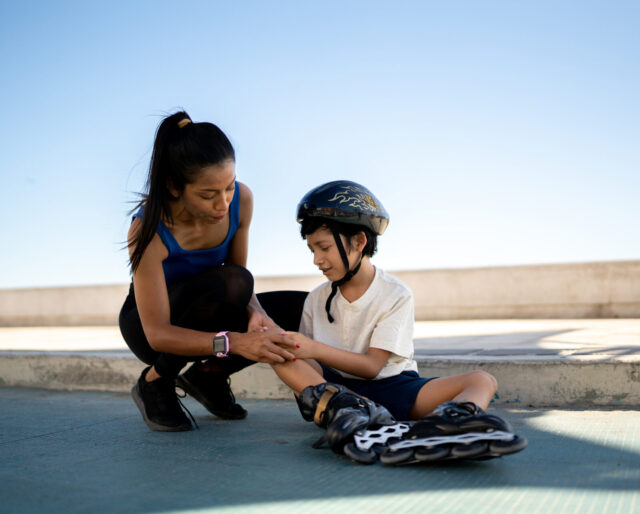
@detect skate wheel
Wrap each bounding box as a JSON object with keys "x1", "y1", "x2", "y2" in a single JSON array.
[
  {"x1": 380, "y1": 448, "x2": 415, "y2": 465},
  {"x1": 450, "y1": 441, "x2": 488, "y2": 459},
  {"x1": 344, "y1": 442, "x2": 377, "y2": 465},
  {"x1": 489, "y1": 435, "x2": 528, "y2": 456},
  {"x1": 415, "y1": 446, "x2": 450, "y2": 462}
]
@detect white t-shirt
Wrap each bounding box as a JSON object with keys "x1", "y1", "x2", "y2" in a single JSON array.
[{"x1": 299, "y1": 266, "x2": 418, "y2": 380}]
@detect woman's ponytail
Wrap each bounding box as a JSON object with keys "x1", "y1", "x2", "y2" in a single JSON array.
[{"x1": 128, "y1": 111, "x2": 234, "y2": 273}]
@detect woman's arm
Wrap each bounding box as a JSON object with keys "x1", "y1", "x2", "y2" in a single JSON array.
[
  {"x1": 225, "y1": 182, "x2": 252, "y2": 268},
  {"x1": 129, "y1": 218, "x2": 293, "y2": 362},
  {"x1": 226, "y1": 182, "x2": 278, "y2": 331},
  {"x1": 281, "y1": 331, "x2": 391, "y2": 380}
]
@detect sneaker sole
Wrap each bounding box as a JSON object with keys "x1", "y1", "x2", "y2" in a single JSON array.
[
  {"x1": 131, "y1": 384, "x2": 192, "y2": 432},
  {"x1": 176, "y1": 375, "x2": 247, "y2": 420}
]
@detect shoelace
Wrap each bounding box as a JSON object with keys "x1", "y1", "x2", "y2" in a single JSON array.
[
  {"x1": 176, "y1": 386, "x2": 199, "y2": 429},
  {"x1": 225, "y1": 376, "x2": 238, "y2": 406}
]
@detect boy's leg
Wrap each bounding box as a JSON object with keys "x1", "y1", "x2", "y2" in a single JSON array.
[
  {"x1": 372, "y1": 371, "x2": 527, "y2": 465},
  {"x1": 273, "y1": 360, "x2": 397, "y2": 462},
  {"x1": 409, "y1": 370, "x2": 497, "y2": 419},
  {"x1": 272, "y1": 359, "x2": 325, "y2": 394}
]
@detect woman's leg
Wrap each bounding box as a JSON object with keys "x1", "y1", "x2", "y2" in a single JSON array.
[
  {"x1": 256, "y1": 291, "x2": 308, "y2": 331},
  {"x1": 119, "y1": 265, "x2": 255, "y2": 379},
  {"x1": 120, "y1": 266, "x2": 255, "y2": 429},
  {"x1": 408, "y1": 370, "x2": 498, "y2": 420},
  {"x1": 174, "y1": 284, "x2": 309, "y2": 418}
]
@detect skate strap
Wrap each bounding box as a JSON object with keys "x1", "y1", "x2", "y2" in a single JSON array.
[{"x1": 314, "y1": 385, "x2": 339, "y2": 425}]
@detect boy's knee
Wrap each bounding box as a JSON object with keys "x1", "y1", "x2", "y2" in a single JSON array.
[{"x1": 469, "y1": 370, "x2": 498, "y2": 394}]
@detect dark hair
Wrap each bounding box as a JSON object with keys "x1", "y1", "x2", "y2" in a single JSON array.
[
  {"x1": 128, "y1": 111, "x2": 235, "y2": 272},
  {"x1": 300, "y1": 217, "x2": 378, "y2": 257}
]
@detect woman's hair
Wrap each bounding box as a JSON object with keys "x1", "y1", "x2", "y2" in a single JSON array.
[
  {"x1": 300, "y1": 217, "x2": 378, "y2": 257},
  {"x1": 128, "y1": 111, "x2": 235, "y2": 273}
]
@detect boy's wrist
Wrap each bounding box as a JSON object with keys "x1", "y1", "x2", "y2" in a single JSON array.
[{"x1": 313, "y1": 339, "x2": 328, "y2": 361}]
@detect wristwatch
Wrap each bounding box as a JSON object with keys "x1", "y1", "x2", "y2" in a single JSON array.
[{"x1": 212, "y1": 331, "x2": 229, "y2": 358}]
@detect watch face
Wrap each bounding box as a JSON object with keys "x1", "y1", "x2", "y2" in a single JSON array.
[{"x1": 213, "y1": 336, "x2": 226, "y2": 354}]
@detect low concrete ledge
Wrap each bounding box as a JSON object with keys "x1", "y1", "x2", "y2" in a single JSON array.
[
  {"x1": 1, "y1": 352, "x2": 638, "y2": 407},
  {"x1": 0, "y1": 352, "x2": 144, "y2": 392},
  {"x1": 2, "y1": 260, "x2": 638, "y2": 326},
  {"x1": 418, "y1": 359, "x2": 640, "y2": 407}
]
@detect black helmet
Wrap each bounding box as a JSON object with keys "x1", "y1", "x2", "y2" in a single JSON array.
[{"x1": 296, "y1": 180, "x2": 389, "y2": 235}]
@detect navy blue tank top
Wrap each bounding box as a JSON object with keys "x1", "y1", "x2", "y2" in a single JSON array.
[{"x1": 134, "y1": 182, "x2": 241, "y2": 287}]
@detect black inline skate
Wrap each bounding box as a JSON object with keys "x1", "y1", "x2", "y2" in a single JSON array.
[
  {"x1": 352, "y1": 401, "x2": 527, "y2": 465},
  {"x1": 297, "y1": 383, "x2": 400, "y2": 464}
]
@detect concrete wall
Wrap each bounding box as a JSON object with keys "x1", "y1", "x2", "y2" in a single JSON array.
[
  {"x1": 1, "y1": 260, "x2": 638, "y2": 326},
  {"x1": 393, "y1": 260, "x2": 640, "y2": 320}
]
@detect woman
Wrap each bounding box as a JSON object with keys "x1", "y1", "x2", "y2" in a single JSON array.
[{"x1": 119, "y1": 111, "x2": 305, "y2": 431}]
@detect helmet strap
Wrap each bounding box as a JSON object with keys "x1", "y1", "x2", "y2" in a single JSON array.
[{"x1": 324, "y1": 227, "x2": 363, "y2": 323}]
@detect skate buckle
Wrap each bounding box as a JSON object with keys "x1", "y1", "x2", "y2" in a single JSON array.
[{"x1": 314, "y1": 385, "x2": 339, "y2": 425}]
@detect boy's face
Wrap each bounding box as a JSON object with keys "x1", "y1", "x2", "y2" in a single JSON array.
[{"x1": 306, "y1": 226, "x2": 362, "y2": 281}]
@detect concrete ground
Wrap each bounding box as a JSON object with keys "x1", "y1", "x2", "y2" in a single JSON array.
[
  {"x1": 1, "y1": 320, "x2": 639, "y2": 513},
  {"x1": 1, "y1": 387, "x2": 638, "y2": 514}
]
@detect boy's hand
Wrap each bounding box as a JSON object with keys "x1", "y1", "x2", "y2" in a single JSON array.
[{"x1": 281, "y1": 331, "x2": 318, "y2": 359}]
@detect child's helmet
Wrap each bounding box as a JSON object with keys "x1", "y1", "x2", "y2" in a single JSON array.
[
  {"x1": 296, "y1": 181, "x2": 389, "y2": 323},
  {"x1": 296, "y1": 180, "x2": 389, "y2": 235}
]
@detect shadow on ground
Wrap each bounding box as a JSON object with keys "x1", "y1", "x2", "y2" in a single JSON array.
[{"x1": 1, "y1": 388, "x2": 638, "y2": 513}]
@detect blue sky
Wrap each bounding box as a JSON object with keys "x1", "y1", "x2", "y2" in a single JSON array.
[{"x1": 1, "y1": 1, "x2": 638, "y2": 289}]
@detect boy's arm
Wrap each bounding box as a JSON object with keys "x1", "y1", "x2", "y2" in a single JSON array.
[
  {"x1": 281, "y1": 331, "x2": 391, "y2": 379},
  {"x1": 282, "y1": 286, "x2": 414, "y2": 379}
]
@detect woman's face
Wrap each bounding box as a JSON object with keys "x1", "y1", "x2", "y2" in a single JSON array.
[{"x1": 174, "y1": 159, "x2": 236, "y2": 224}]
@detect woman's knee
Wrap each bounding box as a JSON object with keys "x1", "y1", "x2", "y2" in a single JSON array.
[
  {"x1": 222, "y1": 264, "x2": 254, "y2": 287},
  {"x1": 220, "y1": 265, "x2": 254, "y2": 305}
]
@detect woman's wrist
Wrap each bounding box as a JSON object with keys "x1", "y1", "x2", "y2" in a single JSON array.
[{"x1": 226, "y1": 331, "x2": 246, "y2": 354}]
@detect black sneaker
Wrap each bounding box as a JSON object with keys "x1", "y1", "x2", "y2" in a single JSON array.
[
  {"x1": 176, "y1": 362, "x2": 248, "y2": 420},
  {"x1": 131, "y1": 366, "x2": 193, "y2": 432}
]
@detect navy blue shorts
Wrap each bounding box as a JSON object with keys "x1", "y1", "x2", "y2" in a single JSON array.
[{"x1": 320, "y1": 364, "x2": 437, "y2": 421}]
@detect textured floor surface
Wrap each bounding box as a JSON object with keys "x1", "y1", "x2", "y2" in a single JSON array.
[{"x1": 1, "y1": 387, "x2": 638, "y2": 514}]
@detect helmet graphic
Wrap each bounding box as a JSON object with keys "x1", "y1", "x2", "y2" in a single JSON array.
[{"x1": 296, "y1": 180, "x2": 389, "y2": 235}]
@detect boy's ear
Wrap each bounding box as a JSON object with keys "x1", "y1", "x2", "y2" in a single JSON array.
[{"x1": 352, "y1": 231, "x2": 367, "y2": 253}]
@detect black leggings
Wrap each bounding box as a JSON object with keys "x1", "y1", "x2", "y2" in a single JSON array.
[{"x1": 119, "y1": 265, "x2": 308, "y2": 379}]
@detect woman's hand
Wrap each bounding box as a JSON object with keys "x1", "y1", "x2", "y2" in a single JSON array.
[
  {"x1": 281, "y1": 331, "x2": 319, "y2": 360},
  {"x1": 228, "y1": 330, "x2": 296, "y2": 364},
  {"x1": 247, "y1": 309, "x2": 279, "y2": 333}
]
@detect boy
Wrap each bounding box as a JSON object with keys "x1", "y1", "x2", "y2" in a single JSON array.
[{"x1": 271, "y1": 181, "x2": 526, "y2": 464}]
